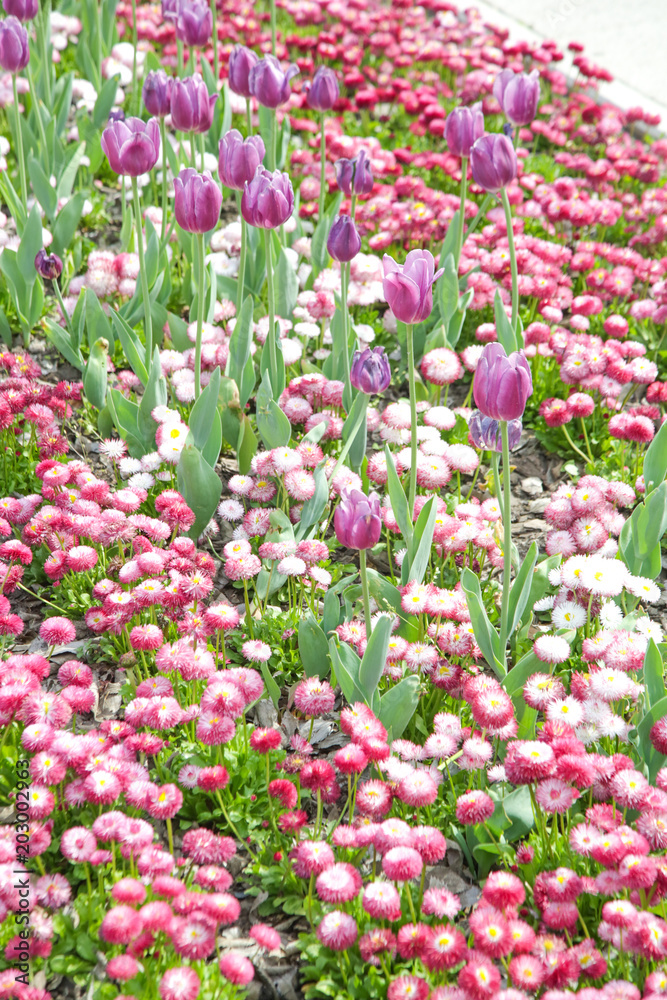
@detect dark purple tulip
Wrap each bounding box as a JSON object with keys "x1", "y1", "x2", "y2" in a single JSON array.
[
  {"x1": 170, "y1": 0, "x2": 211, "y2": 48},
  {"x1": 173, "y1": 168, "x2": 222, "y2": 233},
  {"x1": 327, "y1": 215, "x2": 361, "y2": 263},
  {"x1": 0, "y1": 15, "x2": 29, "y2": 72},
  {"x1": 493, "y1": 69, "x2": 540, "y2": 127},
  {"x1": 34, "y1": 249, "x2": 63, "y2": 281},
  {"x1": 142, "y1": 69, "x2": 173, "y2": 118},
  {"x1": 382, "y1": 250, "x2": 443, "y2": 326},
  {"x1": 107, "y1": 109, "x2": 126, "y2": 124},
  {"x1": 469, "y1": 410, "x2": 522, "y2": 452},
  {"x1": 334, "y1": 487, "x2": 382, "y2": 550},
  {"x1": 2, "y1": 0, "x2": 37, "y2": 22},
  {"x1": 227, "y1": 44, "x2": 258, "y2": 98},
  {"x1": 473, "y1": 344, "x2": 533, "y2": 422},
  {"x1": 306, "y1": 66, "x2": 339, "y2": 112},
  {"x1": 218, "y1": 129, "x2": 265, "y2": 191},
  {"x1": 469, "y1": 133, "x2": 517, "y2": 193},
  {"x1": 444, "y1": 102, "x2": 484, "y2": 159},
  {"x1": 241, "y1": 166, "x2": 294, "y2": 229},
  {"x1": 248, "y1": 55, "x2": 299, "y2": 109},
  {"x1": 350, "y1": 347, "x2": 391, "y2": 395},
  {"x1": 101, "y1": 117, "x2": 161, "y2": 177},
  {"x1": 335, "y1": 149, "x2": 373, "y2": 197},
  {"x1": 171, "y1": 73, "x2": 217, "y2": 134}
]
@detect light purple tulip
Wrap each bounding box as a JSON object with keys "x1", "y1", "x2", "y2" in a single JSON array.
[
  {"x1": 493, "y1": 69, "x2": 540, "y2": 127},
  {"x1": 101, "y1": 117, "x2": 161, "y2": 177},
  {"x1": 473, "y1": 343, "x2": 533, "y2": 421},
  {"x1": 382, "y1": 249, "x2": 443, "y2": 325}
]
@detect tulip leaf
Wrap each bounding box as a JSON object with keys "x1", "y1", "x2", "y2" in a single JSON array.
[
  {"x1": 226, "y1": 294, "x2": 254, "y2": 395},
  {"x1": 619, "y1": 481, "x2": 667, "y2": 579},
  {"x1": 438, "y1": 211, "x2": 460, "y2": 269},
  {"x1": 299, "y1": 614, "x2": 331, "y2": 680},
  {"x1": 85, "y1": 288, "x2": 114, "y2": 352},
  {"x1": 43, "y1": 317, "x2": 84, "y2": 371},
  {"x1": 379, "y1": 675, "x2": 421, "y2": 741},
  {"x1": 188, "y1": 367, "x2": 221, "y2": 452},
  {"x1": 461, "y1": 567, "x2": 504, "y2": 678},
  {"x1": 275, "y1": 248, "x2": 299, "y2": 318},
  {"x1": 296, "y1": 464, "x2": 329, "y2": 541},
  {"x1": 256, "y1": 370, "x2": 291, "y2": 450},
  {"x1": 260, "y1": 330, "x2": 285, "y2": 399},
  {"x1": 437, "y1": 253, "x2": 459, "y2": 326},
  {"x1": 106, "y1": 388, "x2": 144, "y2": 457},
  {"x1": 643, "y1": 640, "x2": 666, "y2": 708},
  {"x1": 635, "y1": 695, "x2": 667, "y2": 784},
  {"x1": 177, "y1": 444, "x2": 222, "y2": 540},
  {"x1": 384, "y1": 443, "x2": 414, "y2": 555},
  {"x1": 643, "y1": 419, "x2": 667, "y2": 495},
  {"x1": 493, "y1": 288, "x2": 517, "y2": 354},
  {"x1": 137, "y1": 347, "x2": 168, "y2": 453},
  {"x1": 17, "y1": 205, "x2": 43, "y2": 288},
  {"x1": 402, "y1": 495, "x2": 437, "y2": 586},
  {"x1": 329, "y1": 637, "x2": 365, "y2": 707},
  {"x1": 359, "y1": 613, "x2": 393, "y2": 705},
  {"x1": 502, "y1": 650, "x2": 550, "y2": 740},
  {"x1": 82, "y1": 338, "x2": 108, "y2": 411},
  {"x1": 507, "y1": 541, "x2": 539, "y2": 638},
  {"x1": 236, "y1": 412, "x2": 257, "y2": 474},
  {"x1": 311, "y1": 193, "x2": 343, "y2": 274},
  {"x1": 111, "y1": 309, "x2": 148, "y2": 385},
  {"x1": 29, "y1": 157, "x2": 58, "y2": 222}
]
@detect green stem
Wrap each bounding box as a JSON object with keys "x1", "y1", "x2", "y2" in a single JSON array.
[
  {"x1": 38, "y1": 0, "x2": 52, "y2": 107},
  {"x1": 501, "y1": 187, "x2": 518, "y2": 332},
  {"x1": 189, "y1": 131, "x2": 197, "y2": 169},
  {"x1": 319, "y1": 112, "x2": 326, "y2": 220},
  {"x1": 580, "y1": 417, "x2": 594, "y2": 463},
  {"x1": 498, "y1": 421, "x2": 512, "y2": 667},
  {"x1": 159, "y1": 118, "x2": 168, "y2": 244},
  {"x1": 264, "y1": 228, "x2": 277, "y2": 387},
  {"x1": 198, "y1": 132, "x2": 206, "y2": 173},
  {"x1": 246, "y1": 98, "x2": 253, "y2": 136},
  {"x1": 177, "y1": 39, "x2": 184, "y2": 77},
  {"x1": 131, "y1": 176, "x2": 153, "y2": 361},
  {"x1": 210, "y1": 0, "x2": 219, "y2": 86},
  {"x1": 561, "y1": 423, "x2": 590, "y2": 466},
  {"x1": 52, "y1": 279, "x2": 72, "y2": 337},
  {"x1": 236, "y1": 194, "x2": 247, "y2": 316},
  {"x1": 271, "y1": 109, "x2": 277, "y2": 172},
  {"x1": 26, "y1": 64, "x2": 48, "y2": 160},
  {"x1": 456, "y1": 157, "x2": 468, "y2": 268},
  {"x1": 341, "y1": 262, "x2": 351, "y2": 412},
  {"x1": 194, "y1": 232, "x2": 205, "y2": 398},
  {"x1": 406, "y1": 323, "x2": 417, "y2": 518},
  {"x1": 131, "y1": 0, "x2": 139, "y2": 115},
  {"x1": 358, "y1": 549, "x2": 372, "y2": 637},
  {"x1": 11, "y1": 74, "x2": 28, "y2": 211},
  {"x1": 243, "y1": 578, "x2": 254, "y2": 639},
  {"x1": 269, "y1": 0, "x2": 276, "y2": 55}
]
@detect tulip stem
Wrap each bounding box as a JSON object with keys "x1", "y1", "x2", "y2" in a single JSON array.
[
  {"x1": 52, "y1": 278, "x2": 72, "y2": 337},
  {"x1": 131, "y1": 0, "x2": 139, "y2": 116},
  {"x1": 236, "y1": 194, "x2": 247, "y2": 316},
  {"x1": 210, "y1": 0, "x2": 219, "y2": 87},
  {"x1": 264, "y1": 228, "x2": 278, "y2": 390},
  {"x1": 358, "y1": 548, "x2": 372, "y2": 639},
  {"x1": 11, "y1": 75, "x2": 28, "y2": 213},
  {"x1": 177, "y1": 39, "x2": 184, "y2": 77},
  {"x1": 319, "y1": 113, "x2": 326, "y2": 221},
  {"x1": 246, "y1": 97, "x2": 253, "y2": 137},
  {"x1": 26, "y1": 65, "x2": 49, "y2": 165},
  {"x1": 270, "y1": 0, "x2": 277, "y2": 55},
  {"x1": 406, "y1": 323, "x2": 418, "y2": 518},
  {"x1": 341, "y1": 262, "x2": 352, "y2": 413},
  {"x1": 194, "y1": 231, "x2": 206, "y2": 399},
  {"x1": 159, "y1": 118, "x2": 168, "y2": 244},
  {"x1": 456, "y1": 157, "x2": 468, "y2": 268},
  {"x1": 498, "y1": 420, "x2": 512, "y2": 667},
  {"x1": 131, "y1": 175, "x2": 153, "y2": 363},
  {"x1": 501, "y1": 187, "x2": 518, "y2": 333}
]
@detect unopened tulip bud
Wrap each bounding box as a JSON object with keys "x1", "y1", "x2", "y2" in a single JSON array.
[
  {"x1": 469, "y1": 410, "x2": 522, "y2": 452},
  {"x1": 249, "y1": 54, "x2": 299, "y2": 109},
  {"x1": 306, "y1": 66, "x2": 339, "y2": 112},
  {"x1": 335, "y1": 149, "x2": 373, "y2": 197},
  {"x1": 143, "y1": 69, "x2": 173, "y2": 118},
  {"x1": 171, "y1": 0, "x2": 211, "y2": 47},
  {"x1": 444, "y1": 102, "x2": 484, "y2": 158},
  {"x1": 473, "y1": 344, "x2": 533, "y2": 422},
  {"x1": 228, "y1": 44, "x2": 258, "y2": 98},
  {"x1": 493, "y1": 69, "x2": 540, "y2": 127},
  {"x1": 171, "y1": 73, "x2": 217, "y2": 134},
  {"x1": 173, "y1": 168, "x2": 222, "y2": 233},
  {"x1": 334, "y1": 487, "x2": 382, "y2": 550},
  {"x1": 326, "y1": 215, "x2": 361, "y2": 263},
  {"x1": 0, "y1": 15, "x2": 29, "y2": 72},
  {"x1": 350, "y1": 347, "x2": 391, "y2": 395},
  {"x1": 218, "y1": 129, "x2": 265, "y2": 191},
  {"x1": 35, "y1": 249, "x2": 63, "y2": 281},
  {"x1": 2, "y1": 0, "x2": 38, "y2": 22},
  {"x1": 469, "y1": 133, "x2": 517, "y2": 193},
  {"x1": 101, "y1": 117, "x2": 161, "y2": 177},
  {"x1": 241, "y1": 166, "x2": 294, "y2": 229},
  {"x1": 382, "y1": 249, "x2": 443, "y2": 325}
]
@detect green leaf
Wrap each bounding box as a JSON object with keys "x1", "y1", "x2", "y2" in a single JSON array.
[
  {"x1": 636, "y1": 694, "x2": 667, "y2": 783},
  {"x1": 311, "y1": 192, "x2": 343, "y2": 273},
  {"x1": 502, "y1": 651, "x2": 550, "y2": 740},
  {"x1": 177, "y1": 444, "x2": 222, "y2": 539},
  {"x1": 643, "y1": 640, "x2": 666, "y2": 708},
  {"x1": 85, "y1": 287, "x2": 113, "y2": 351},
  {"x1": 437, "y1": 253, "x2": 459, "y2": 325},
  {"x1": 51, "y1": 192, "x2": 86, "y2": 259},
  {"x1": 461, "y1": 567, "x2": 504, "y2": 677},
  {"x1": 275, "y1": 247, "x2": 298, "y2": 318},
  {"x1": 619, "y1": 481, "x2": 667, "y2": 579},
  {"x1": 507, "y1": 541, "x2": 539, "y2": 637},
  {"x1": 43, "y1": 317, "x2": 84, "y2": 370},
  {"x1": 379, "y1": 675, "x2": 421, "y2": 740},
  {"x1": 92, "y1": 73, "x2": 120, "y2": 129},
  {"x1": 384, "y1": 443, "x2": 413, "y2": 552},
  {"x1": 188, "y1": 368, "x2": 221, "y2": 452},
  {"x1": 298, "y1": 614, "x2": 331, "y2": 680},
  {"x1": 296, "y1": 464, "x2": 329, "y2": 541},
  {"x1": 358, "y1": 614, "x2": 393, "y2": 705},
  {"x1": 106, "y1": 388, "x2": 144, "y2": 456},
  {"x1": 110, "y1": 309, "x2": 147, "y2": 385},
  {"x1": 438, "y1": 212, "x2": 460, "y2": 268},
  {"x1": 226, "y1": 294, "x2": 254, "y2": 398},
  {"x1": 236, "y1": 413, "x2": 258, "y2": 474},
  {"x1": 403, "y1": 495, "x2": 437, "y2": 585},
  {"x1": 329, "y1": 638, "x2": 365, "y2": 706},
  {"x1": 137, "y1": 347, "x2": 168, "y2": 452},
  {"x1": 256, "y1": 370, "x2": 292, "y2": 450},
  {"x1": 493, "y1": 288, "x2": 517, "y2": 354},
  {"x1": 28, "y1": 156, "x2": 58, "y2": 221},
  {"x1": 82, "y1": 338, "x2": 108, "y2": 410},
  {"x1": 17, "y1": 205, "x2": 44, "y2": 286},
  {"x1": 643, "y1": 419, "x2": 667, "y2": 495},
  {"x1": 167, "y1": 311, "x2": 190, "y2": 351},
  {"x1": 57, "y1": 140, "x2": 86, "y2": 201},
  {"x1": 260, "y1": 660, "x2": 281, "y2": 710}
]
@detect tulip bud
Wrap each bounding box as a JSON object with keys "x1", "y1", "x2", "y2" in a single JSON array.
[
  {"x1": 170, "y1": 0, "x2": 211, "y2": 47},
  {"x1": 34, "y1": 250, "x2": 63, "y2": 281},
  {"x1": 218, "y1": 129, "x2": 265, "y2": 191},
  {"x1": 108, "y1": 109, "x2": 125, "y2": 124},
  {"x1": 249, "y1": 55, "x2": 299, "y2": 109},
  {"x1": 171, "y1": 73, "x2": 217, "y2": 134},
  {"x1": 173, "y1": 168, "x2": 222, "y2": 233},
  {"x1": 469, "y1": 133, "x2": 517, "y2": 193},
  {"x1": 444, "y1": 102, "x2": 484, "y2": 158},
  {"x1": 335, "y1": 149, "x2": 373, "y2": 197},
  {"x1": 473, "y1": 344, "x2": 533, "y2": 422},
  {"x1": 228, "y1": 44, "x2": 258, "y2": 98},
  {"x1": 306, "y1": 66, "x2": 339, "y2": 112},
  {"x1": 493, "y1": 69, "x2": 540, "y2": 127},
  {"x1": 334, "y1": 487, "x2": 382, "y2": 550},
  {"x1": 350, "y1": 347, "x2": 391, "y2": 395},
  {"x1": 142, "y1": 69, "x2": 173, "y2": 118},
  {"x1": 382, "y1": 249, "x2": 443, "y2": 325},
  {"x1": 101, "y1": 117, "x2": 161, "y2": 177},
  {"x1": 241, "y1": 166, "x2": 294, "y2": 229},
  {"x1": 2, "y1": 0, "x2": 38, "y2": 22},
  {"x1": 469, "y1": 410, "x2": 522, "y2": 452},
  {"x1": 326, "y1": 215, "x2": 361, "y2": 263},
  {"x1": 0, "y1": 15, "x2": 29, "y2": 73}
]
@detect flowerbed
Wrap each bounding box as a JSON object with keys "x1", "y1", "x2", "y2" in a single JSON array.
[{"x1": 1, "y1": 1, "x2": 667, "y2": 999}]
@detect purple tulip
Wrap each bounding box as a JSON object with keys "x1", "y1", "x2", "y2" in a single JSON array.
[
  {"x1": 382, "y1": 250, "x2": 443, "y2": 326},
  {"x1": 161, "y1": 0, "x2": 181, "y2": 19},
  {"x1": 469, "y1": 410, "x2": 522, "y2": 452},
  {"x1": 306, "y1": 66, "x2": 339, "y2": 112},
  {"x1": 469, "y1": 133, "x2": 517, "y2": 193},
  {"x1": 444, "y1": 102, "x2": 484, "y2": 159},
  {"x1": 142, "y1": 69, "x2": 173, "y2": 118},
  {"x1": 227, "y1": 44, "x2": 258, "y2": 98},
  {"x1": 473, "y1": 344, "x2": 533, "y2": 422},
  {"x1": 34, "y1": 249, "x2": 63, "y2": 281},
  {"x1": 2, "y1": 0, "x2": 37, "y2": 21},
  {"x1": 248, "y1": 55, "x2": 299, "y2": 109},
  {"x1": 101, "y1": 117, "x2": 161, "y2": 177},
  {"x1": 334, "y1": 487, "x2": 382, "y2": 550},
  {"x1": 335, "y1": 149, "x2": 373, "y2": 197},
  {"x1": 169, "y1": 0, "x2": 211, "y2": 48},
  {"x1": 350, "y1": 347, "x2": 391, "y2": 395},
  {"x1": 241, "y1": 166, "x2": 294, "y2": 229},
  {"x1": 327, "y1": 215, "x2": 361, "y2": 263},
  {"x1": 218, "y1": 129, "x2": 265, "y2": 191},
  {"x1": 0, "y1": 15, "x2": 28, "y2": 72},
  {"x1": 493, "y1": 69, "x2": 540, "y2": 127},
  {"x1": 173, "y1": 168, "x2": 222, "y2": 233},
  {"x1": 108, "y1": 109, "x2": 126, "y2": 124},
  {"x1": 171, "y1": 73, "x2": 217, "y2": 134}
]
